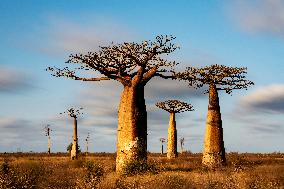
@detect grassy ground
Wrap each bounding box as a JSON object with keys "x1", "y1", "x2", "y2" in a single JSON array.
[{"x1": 0, "y1": 152, "x2": 283, "y2": 189}]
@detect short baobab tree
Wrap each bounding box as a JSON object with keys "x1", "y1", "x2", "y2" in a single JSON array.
[
  {"x1": 47, "y1": 35, "x2": 179, "y2": 172},
  {"x1": 44, "y1": 124, "x2": 52, "y2": 154},
  {"x1": 85, "y1": 132, "x2": 90, "y2": 154},
  {"x1": 156, "y1": 100, "x2": 194, "y2": 159},
  {"x1": 180, "y1": 137, "x2": 185, "y2": 154},
  {"x1": 177, "y1": 64, "x2": 254, "y2": 167},
  {"x1": 60, "y1": 107, "x2": 83, "y2": 160},
  {"x1": 159, "y1": 137, "x2": 166, "y2": 154}
]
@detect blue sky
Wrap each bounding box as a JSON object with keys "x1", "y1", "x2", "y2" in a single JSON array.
[{"x1": 0, "y1": 0, "x2": 283, "y2": 153}]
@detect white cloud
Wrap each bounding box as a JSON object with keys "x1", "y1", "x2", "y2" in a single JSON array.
[
  {"x1": 0, "y1": 66, "x2": 34, "y2": 93},
  {"x1": 240, "y1": 84, "x2": 284, "y2": 113},
  {"x1": 231, "y1": 0, "x2": 284, "y2": 37}
]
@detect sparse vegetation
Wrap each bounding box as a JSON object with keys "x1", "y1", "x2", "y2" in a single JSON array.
[{"x1": 0, "y1": 153, "x2": 283, "y2": 188}]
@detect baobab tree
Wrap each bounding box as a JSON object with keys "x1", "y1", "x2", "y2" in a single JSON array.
[
  {"x1": 60, "y1": 107, "x2": 83, "y2": 160},
  {"x1": 85, "y1": 132, "x2": 90, "y2": 155},
  {"x1": 44, "y1": 124, "x2": 52, "y2": 154},
  {"x1": 180, "y1": 137, "x2": 185, "y2": 154},
  {"x1": 47, "y1": 35, "x2": 179, "y2": 172},
  {"x1": 177, "y1": 64, "x2": 254, "y2": 167},
  {"x1": 156, "y1": 100, "x2": 194, "y2": 158},
  {"x1": 159, "y1": 137, "x2": 166, "y2": 154}
]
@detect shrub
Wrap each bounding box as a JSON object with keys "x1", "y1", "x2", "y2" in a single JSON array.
[
  {"x1": 1, "y1": 158, "x2": 10, "y2": 174},
  {"x1": 0, "y1": 160, "x2": 43, "y2": 189},
  {"x1": 76, "y1": 161, "x2": 104, "y2": 189},
  {"x1": 121, "y1": 160, "x2": 158, "y2": 176}
]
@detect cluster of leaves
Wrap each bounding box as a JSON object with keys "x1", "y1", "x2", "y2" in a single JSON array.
[
  {"x1": 60, "y1": 107, "x2": 83, "y2": 118},
  {"x1": 44, "y1": 124, "x2": 52, "y2": 136},
  {"x1": 47, "y1": 35, "x2": 179, "y2": 86},
  {"x1": 156, "y1": 99, "x2": 194, "y2": 113},
  {"x1": 67, "y1": 142, "x2": 81, "y2": 154},
  {"x1": 177, "y1": 64, "x2": 254, "y2": 94},
  {"x1": 159, "y1": 138, "x2": 166, "y2": 143}
]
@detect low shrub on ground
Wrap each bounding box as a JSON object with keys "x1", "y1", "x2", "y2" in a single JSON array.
[
  {"x1": 121, "y1": 159, "x2": 158, "y2": 176},
  {"x1": 0, "y1": 159, "x2": 44, "y2": 189},
  {"x1": 77, "y1": 160, "x2": 105, "y2": 188}
]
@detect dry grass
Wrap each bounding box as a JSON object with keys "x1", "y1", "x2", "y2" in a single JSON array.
[{"x1": 0, "y1": 152, "x2": 283, "y2": 188}]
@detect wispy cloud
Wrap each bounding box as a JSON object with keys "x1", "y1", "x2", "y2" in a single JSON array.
[
  {"x1": 227, "y1": 85, "x2": 284, "y2": 137},
  {"x1": 240, "y1": 84, "x2": 284, "y2": 114},
  {"x1": 0, "y1": 117, "x2": 43, "y2": 151},
  {"x1": 29, "y1": 17, "x2": 137, "y2": 57},
  {"x1": 0, "y1": 66, "x2": 34, "y2": 93},
  {"x1": 230, "y1": 0, "x2": 284, "y2": 37},
  {"x1": 145, "y1": 78, "x2": 206, "y2": 101}
]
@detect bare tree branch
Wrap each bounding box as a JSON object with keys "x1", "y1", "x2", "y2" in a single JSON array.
[{"x1": 47, "y1": 35, "x2": 179, "y2": 86}]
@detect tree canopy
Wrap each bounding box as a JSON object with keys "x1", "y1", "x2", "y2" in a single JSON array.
[
  {"x1": 47, "y1": 35, "x2": 179, "y2": 87},
  {"x1": 60, "y1": 107, "x2": 83, "y2": 119},
  {"x1": 177, "y1": 64, "x2": 254, "y2": 94},
  {"x1": 156, "y1": 99, "x2": 194, "y2": 113},
  {"x1": 44, "y1": 124, "x2": 52, "y2": 136}
]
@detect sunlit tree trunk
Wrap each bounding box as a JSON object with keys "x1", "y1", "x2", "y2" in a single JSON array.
[
  {"x1": 116, "y1": 84, "x2": 147, "y2": 172},
  {"x1": 71, "y1": 118, "x2": 78, "y2": 160},
  {"x1": 167, "y1": 112, "x2": 177, "y2": 158},
  {"x1": 48, "y1": 136, "x2": 51, "y2": 155},
  {"x1": 202, "y1": 83, "x2": 226, "y2": 167}
]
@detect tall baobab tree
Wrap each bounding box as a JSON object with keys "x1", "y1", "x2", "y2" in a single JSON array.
[
  {"x1": 47, "y1": 35, "x2": 179, "y2": 172},
  {"x1": 177, "y1": 64, "x2": 254, "y2": 167},
  {"x1": 60, "y1": 107, "x2": 83, "y2": 160},
  {"x1": 159, "y1": 137, "x2": 166, "y2": 154},
  {"x1": 44, "y1": 124, "x2": 52, "y2": 154},
  {"x1": 156, "y1": 100, "x2": 194, "y2": 158},
  {"x1": 180, "y1": 137, "x2": 185, "y2": 154}
]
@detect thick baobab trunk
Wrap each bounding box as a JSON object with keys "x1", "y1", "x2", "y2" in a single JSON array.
[
  {"x1": 202, "y1": 83, "x2": 226, "y2": 167},
  {"x1": 71, "y1": 118, "x2": 78, "y2": 160},
  {"x1": 116, "y1": 85, "x2": 147, "y2": 172},
  {"x1": 167, "y1": 112, "x2": 177, "y2": 158}
]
